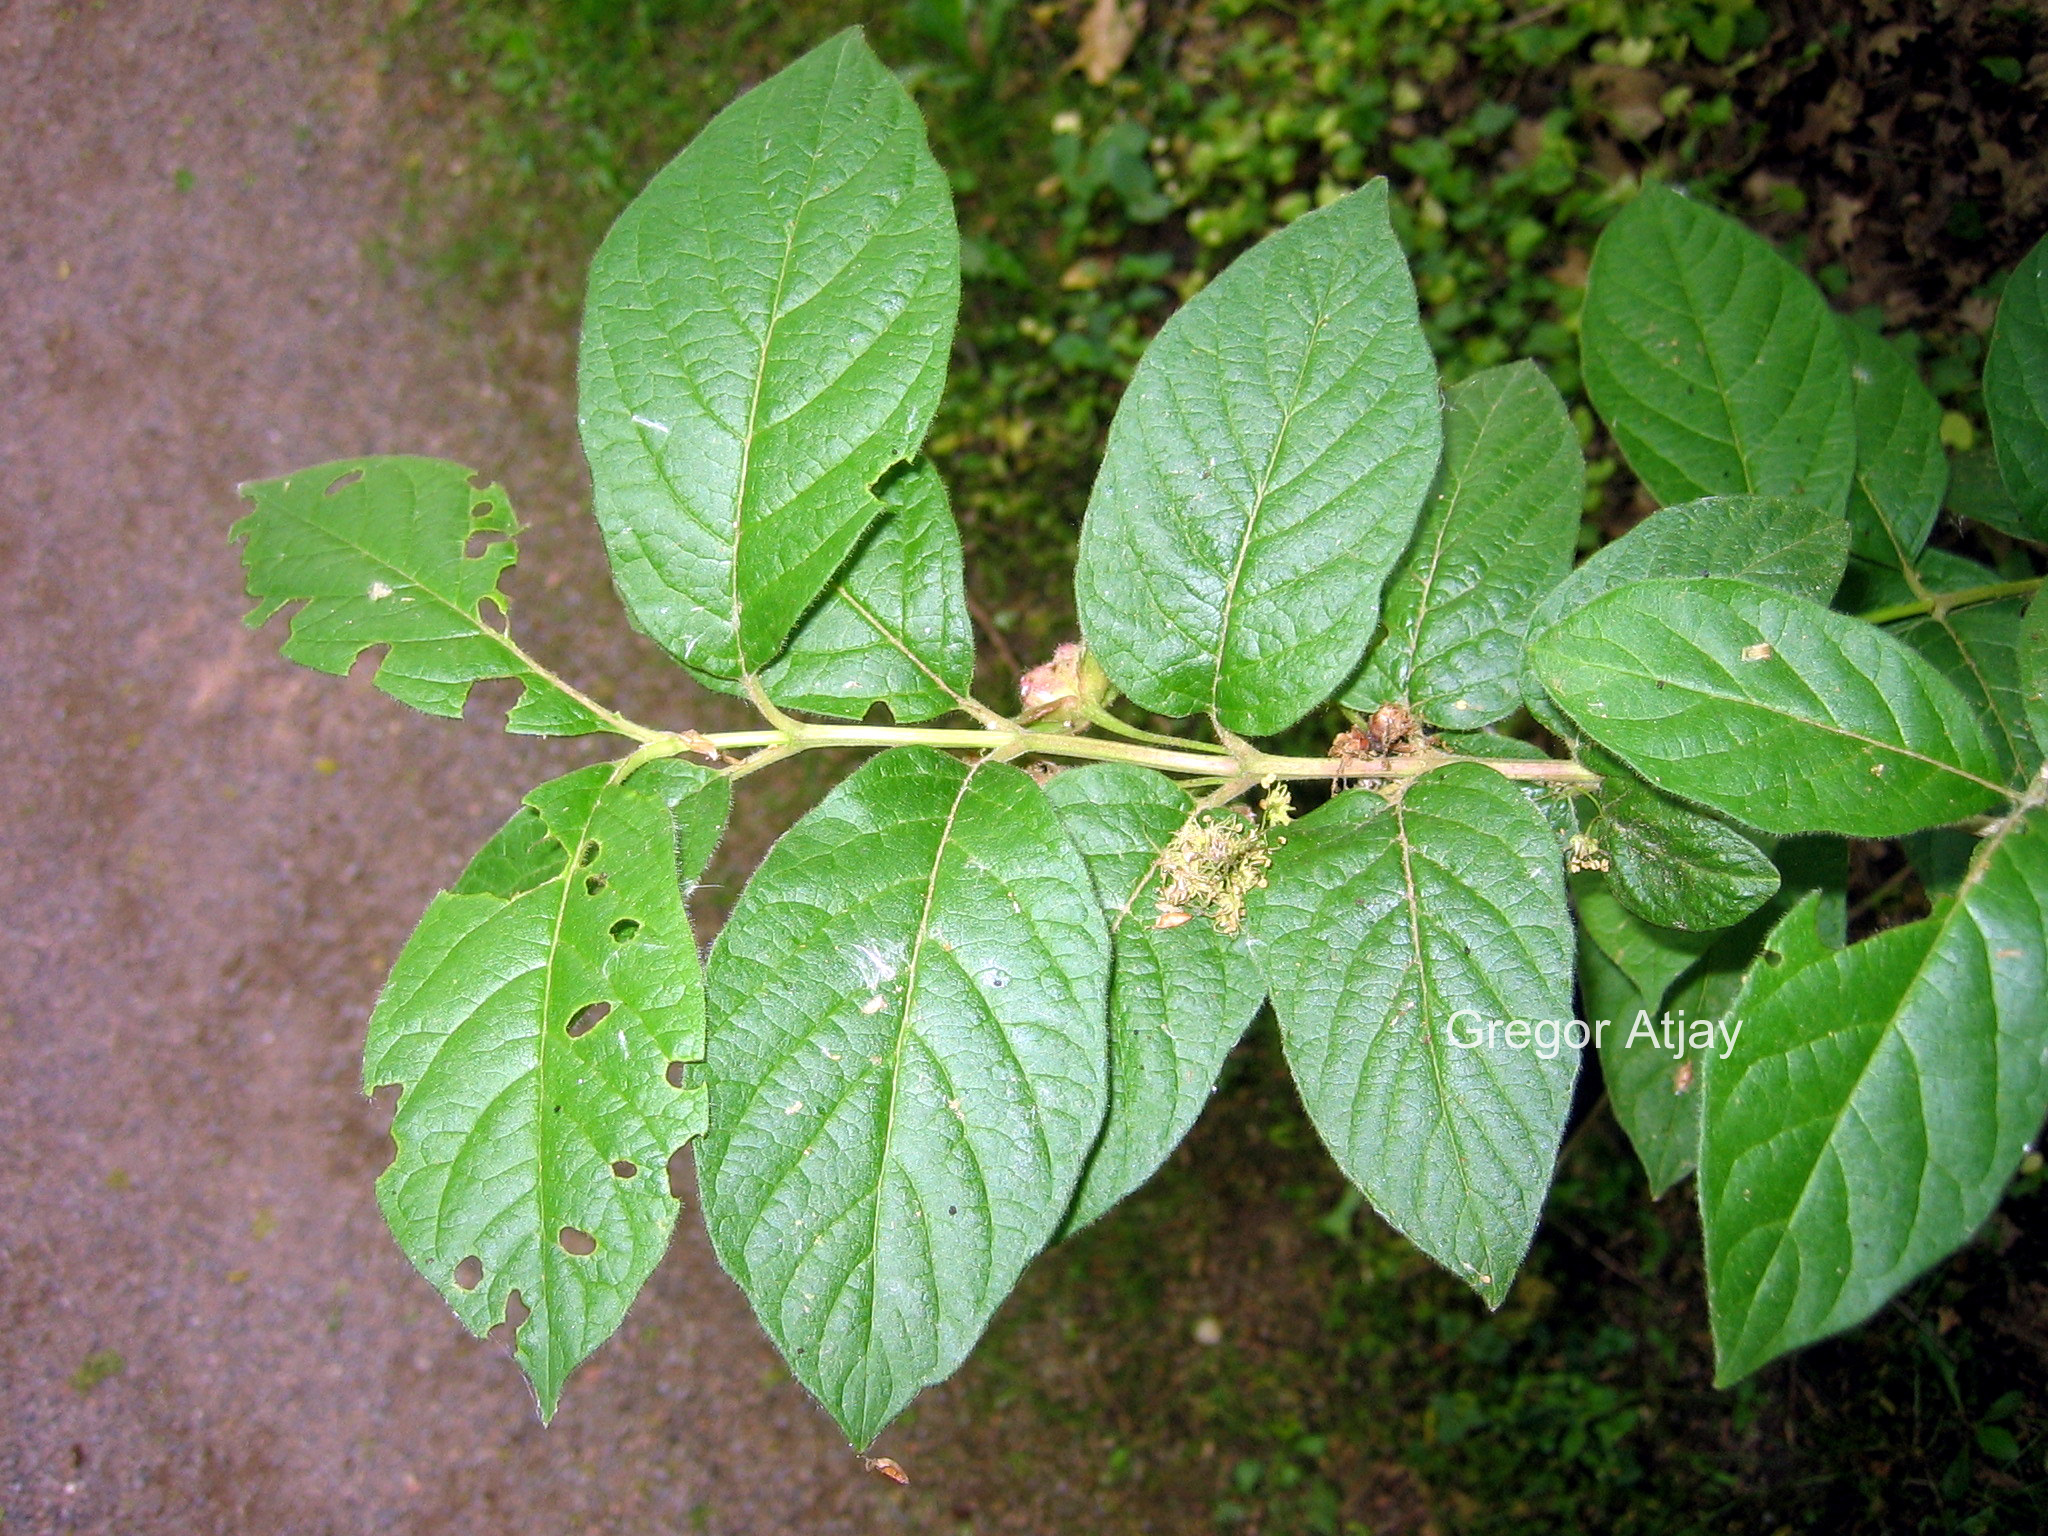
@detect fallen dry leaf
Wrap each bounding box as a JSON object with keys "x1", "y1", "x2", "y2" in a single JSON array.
[
  {"x1": 1072, "y1": 0, "x2": 1145, "y2": 86},
  {"x1": 863, "y1": 1455, "x2": 911, "y2": 1485}
]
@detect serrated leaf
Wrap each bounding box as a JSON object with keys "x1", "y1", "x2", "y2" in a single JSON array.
[
  {"x1": 1840, "y1": 318, "x2": 1947, "y2": 565},
  {"x1": 1581, "y1": 187, "x2": 1855, "y2": 514},
  {"x1": 365, "y1": 759, "x2": 731, "y2": 1420},
  {"x1": 1985, "y1": 230, "x2": 2048, "y2": 540},
  {"x1": 1894, "y1": 600, "x2": 2039, "y2": 785},
  {"x1": 698, "y1": 747, "x2": 1109, "y2": 1447},
  {"x1": 1702, "y1": 808, "x2": 2048, "y2": 1383},
  {"x1": 1075, "y1": 180, "x2": 1441, "y2": 735},
  {"x1": 759, "y1": 458, "x2": 974, "y2": 721},
  {"x1": 578, "y1": 29, "x2": 959, "y2": 684},
  {"x1": 1533, "y1": 577, "x2": 2005, "y2": 836},
  {"x1": 1248, "y1": 764, "x2": 1578, "y2": 1305},
  {"x1": 1519, "y1": 495, "x2": 1849, "y2": 740},
  {"x1": 1344, "y1": 361, "x2": 1582, "y2": 728},
  {"x1": 233, "y1": 456, "x2": 612, "y2": 736},
  {"x1": 1041, "y1": 764, "x2": 1266, "y2": 1234},
  {"x1": 2022, "y1": 587, "x2": 2048, "y2": 754},
  {"x1": 1586, "y1": 759, "x2": 1779, "y2": 931}
]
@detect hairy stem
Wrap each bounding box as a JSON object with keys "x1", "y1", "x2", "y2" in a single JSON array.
[{"x1": 1858, "y1": 576, "x2": 2043, "y2": 626}]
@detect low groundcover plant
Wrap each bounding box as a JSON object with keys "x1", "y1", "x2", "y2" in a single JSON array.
[{"x1": 233, "y1": 29, "x2": 2048, "y2": 1450}]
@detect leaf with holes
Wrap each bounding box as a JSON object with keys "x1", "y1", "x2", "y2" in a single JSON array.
[
  {"x1": 1985, "y1": 230, "x2": 2048, "y2": 541},
  {"x1": 1532, "y1": 578, "x2": 2005, "y2": 836},
  {"x1": 1343, "y1": 361, "x2": 1582, "y2": 728},
  {"x1": 697, "y1": 746, "x2": 1109, "y2": 1447},
  {"x1": 1582, "y1": 187, "x2": 1855, "y2": 514},
  {"x1": 1074, "y1": 179, "x2": 1441, "y2": 735},
  {"x1": 1702, "y1": 807, "x2": 2048, "y2": 1383},
  {"x1": 1248, "y1": 764, "x2": 1578, "y2": 1305},
  {"x1": 578, "y1": 29, "x2": 958, "y2": 685},
  {"x1": 1042, "y1": 764, "x2": 1266, "y2": 1234},
  {"x1": 233, "y1": 456, "x2": 613, "y2": 735},
  {"x1": 758, "y1": 457, "x2": 974, "y2": 721},
  {"x1": 364, "y1": 759, "x2": 731, "y2": 1420},
  {"x1": 1841, "y1": 319, "x2": 1947, "y2": 566},
  {"x1": 1519, "y1": 495, "x2": 1848, "y2": 741}
]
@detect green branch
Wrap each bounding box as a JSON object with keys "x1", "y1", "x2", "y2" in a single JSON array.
[{"x1": 1857, "y1": 577, "x2": 2043, "y2": 626}]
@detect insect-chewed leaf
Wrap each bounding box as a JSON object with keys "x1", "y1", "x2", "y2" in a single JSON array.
[
  {"x1": 1840, "y1": 319, "x2": 1947, "y2": 566},
  {"x1": 1518, "y1": 495, "x2": 1848, "y2": 741},
  {"x1": 1248, "y1": 764, "x2": 1578, "y2": 1306},
  {"x1": 364, "y1": 759, "x2": 731, "y2": 1421},
  {"x1": 1344, "y1": 361, "x2": 1582, "y2": 729},
  {"x1": 1042, "y1": 764, "x2": 1266, "y2": 1235},
  {"x1": 1702, "y1": 805, "x2": 2048, "y2": 1383},
  {"x1": 698, "y1": 746, "x2": 1110, "y2": 1448},
  {"x1": 1075, "y1": 179, "x2": 1441, "y2": 735},
  {"x1": 1581, "y1": 187, "x2": 1855, "y2": 514},
  {"x1": 1532, "y1": 577, "x2": 2005, "y2": 836},
  {"x1": 1584, "y1": 752, "x2": 1779, "y2": 931},
  {"x1": 578, "y1": 29, "x2": 958, "y2": 685},
  {"x1": 759, "y1": 458, "x2": 974, "y2": 721},
  {"x1": 233, "y1": 456, "x2": 611, "y2": 736},
  {"x1": 1984, "y1": 230, "x2": 2048, "y2": 541}
]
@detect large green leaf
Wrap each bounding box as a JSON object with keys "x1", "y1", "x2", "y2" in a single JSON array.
[
  {"x1": 365, "y1": 759, "x2": 731, "y2": 1420},
  {"x1": 698, "y1": 747, "x2": 1110, "y2": 1447},
  {"x1": 1945, "y1": 444, "x2": 2034, "y2": 542},
  {"x1": 1344, "y1": 361, "x2": 1582, "y2": 728},
  {"x1": 1248, "y1": 765, "x2": 1578, "y2": 1305},
  {"x1": 234, "y1": 456, "x2": 611, "y2": 736},
  {"x1": 1532, "y1": 577, "x2": 2006, "y2": 835},
  {"x1": 578, "y1": 30, "x2": 959, "y2": 685},
  {"x1": 1519, "y1": 495, "x2": 1848, "y2": 741},
  {"x1": 1075, "y1": 180, "x2": 1441, "y2": 735},
  {"x1": 1581, "y1": 187, "x2": 1855, "y2": 514},
  {"x1": 1583, "y1": 751, "x2": 1779, "y2": 931},
  {"x1": 1580, "y1": 935, "x2": 1703, "y2": 1200},
  {"x1": 1984, "y1": 230, "x2": 2048, "y2": 540},
  {"x1": 759, "y1": 458, "x2": 974, "y2": 721},
  {"x1": 1702, "y1": 806, "x2": 2048, "y2": 1383},
  {"x1": 1840, "y1": 319, "x2": 1947, "y2": 565},
  {"x1": 1894, "y1": 600, "x2": 2038, "y2": 785},
  {"x1": 1042, "y1": 764, "x2": 1266, "y2": 1234}
]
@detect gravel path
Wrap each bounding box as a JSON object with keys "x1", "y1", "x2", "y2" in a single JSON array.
[{"x1": 0, "y1": 4, "x2": 922, "y2": 1530}]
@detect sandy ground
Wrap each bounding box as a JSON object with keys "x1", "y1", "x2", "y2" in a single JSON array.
[{"x1": 0, "y1": 3, "x2": 938, "y2": 1530}]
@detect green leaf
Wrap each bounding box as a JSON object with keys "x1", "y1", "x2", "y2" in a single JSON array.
[
  {"x1": 1945, "y1": 445, "x2": 2034, "y2": 541},
  {"x1": 1042, "y1": 765, "x2": 1265, "y2": 1233},
  {"x1": 1075, "y1": 180, "x2": 1442, "y2": 735},
  {"x1": 1248, "y1": 764, "x2": 1578, "y2": 1305},
  {"x1": 1587, "y1": 840, "x2": 1845, "y2": 1196},
  {"x1": 364, "y1": 759, "x2": 731, "y2": 1420},
  {"x1": 1532, "y1": 577, "x2": 2005, "y2": 836},
  {"x1": 1984, "y1": 230, "x2": 2048, "y2": 539},
  {"x1": 1581, "y1": 187, "x2": 1855, "y2": 514},
  {"x1": 1519, "y1": 495, "x2": 1848, "y2": 740},
  {"x1": 233, "y1": 456, "x2": 612, "y2": 736},
  {"x1": 2023, "y1": 586, "x2": 2048, "y2": 754},
  {"x1": 1894, "y1": 600, "x2": 2039, "y2": 785},
  {"x1": 1344, "y1": 361, "x2": 1583, "y2": 728},
  {"x1": 1836, "y1": 546, "x2": 1999, "y2": 615},
  {"x1": 1702, "y1": 807, "x2": 2048, "y2": 1384},
  {"x1": 1586, "y1": 757, "x2": 1780, "y2": 930},
  {"x1": 698, "y1": 747, "x2": 1110, "y2": 1447},
  {"x1": 578, "y1": 29, "x2": 959, "y2": 684},
  {"x1": 1840, "y1": 319, "x2": 1947, "y2": 565},
  {"x1": 759, "y1": 458, "x2": 974, "y2": 721}
]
